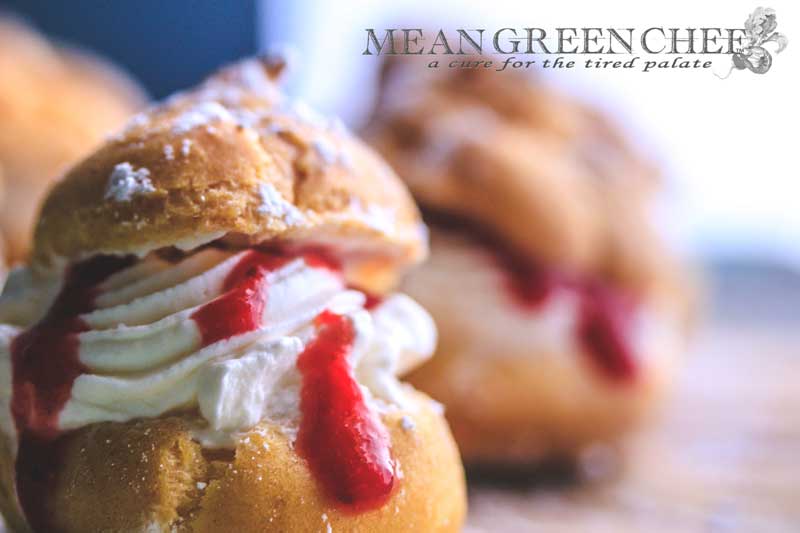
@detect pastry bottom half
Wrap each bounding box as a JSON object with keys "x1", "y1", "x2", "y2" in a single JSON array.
[
  {"x1": 403, "y1": 232, "x2": 682, "y2": 465},
  {"x1": 408, "y1": 340, "x2": 674, "y2": 466},
  {"x1": 0, "y1": 388, "x2": 465, "y2": 533}
]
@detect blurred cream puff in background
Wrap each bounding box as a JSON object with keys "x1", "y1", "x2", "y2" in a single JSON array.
[
  {"x1": 0, "y1": 16, "x2": 146, "y2": 264},
  {"x1": 365, "y1": 56, "x2": 696, "y2": 468}
]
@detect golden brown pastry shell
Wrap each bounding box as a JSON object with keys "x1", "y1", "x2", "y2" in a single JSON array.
[
  {"x1": 408, "y1": 333, "x2": 673, "y2": 464},
  {"x1": 0, "y1": 389, "x2": 465, "y2": 533},
  {"x1": 32, "y1": 58, "x2": 426, "y2": 291}
]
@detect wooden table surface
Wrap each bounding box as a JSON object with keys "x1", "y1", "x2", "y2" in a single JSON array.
[{"x1": 465, "y1": 319, "x2": 800, "y2": 532}]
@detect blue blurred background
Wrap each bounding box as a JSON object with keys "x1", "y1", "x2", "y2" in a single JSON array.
[
  {"x1": 2, "y1": 0, "x2": 799, "y2": 316},
  {"x1": 1, "y1": 0, "x2": 257, "y2": 99}
]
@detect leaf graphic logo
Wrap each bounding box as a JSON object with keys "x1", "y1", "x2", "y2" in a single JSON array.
[{"x1": 718, "y1": 7, "x2": 788, "y2": 78}]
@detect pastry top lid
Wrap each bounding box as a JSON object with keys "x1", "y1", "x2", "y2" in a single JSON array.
[
  {"x1": 365, "y1": 57, "x2": 659, "y2": 273},
  {"x1": 32, "y1": 56, "x2": 427, "y2": 279}
]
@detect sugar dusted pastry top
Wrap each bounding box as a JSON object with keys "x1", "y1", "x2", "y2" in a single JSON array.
[
  {"x1": 365, "y1": 58, "x2": 694, "y2": 313},
  {"x1": 33, "y1": 57, "x2": 427, "y2": 283},
  {"x1": 365, "y1": 58, "x2": 660, "y2": 276}
]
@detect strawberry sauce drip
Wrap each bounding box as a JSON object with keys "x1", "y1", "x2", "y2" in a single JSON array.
[
  {"x1": 575, "y1": 282, "x2": 638, "y2": 381},
  {"x1": 11, "y1": 255, "x2": 134, "y2": 532},
  {"x1": 193, "y1": 252, "x2": 395, "y2": 511},
  {"x1": 361, "y1": 291, "x2": 384, "y2": 310},
  {"x1": 191, "y1": 251, "x2": 291, "y2": 346},
  {"x1": 190, "y1": 249, "x2": 338, "y2": 346},
  {"x1": 424, "y1": 208, "x2": 639, "y2": 382},
  {"x1": 11, "y1": 256, "x2": 135, "y2": 439},
  {"x1": 296, "y1": 311, "x2": 395, "y2": 512}
]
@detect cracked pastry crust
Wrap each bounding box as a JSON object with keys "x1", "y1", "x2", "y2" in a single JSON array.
[
  {"x1": 32, "y1": 58, "x2": 427, "y2": 292},
  {"x1": 0, "y1": 17, "x2": 145, "y2": 263},
  {"x1": 0, "y1": 389, "x2": 465, "y2": 533}
]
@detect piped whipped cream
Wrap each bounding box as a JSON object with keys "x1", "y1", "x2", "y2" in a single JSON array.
[
  {"x1": 0, "y1": 248, "x2": 436, "y2": 451},
  {"x1": 404, "y1": 227, "x2": 682, "y2": 383}
]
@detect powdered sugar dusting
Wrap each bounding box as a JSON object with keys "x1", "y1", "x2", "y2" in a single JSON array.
[
  {"x1": 351, "y1": 198, "x2": 397, "y2": 235},
  {"x1": 308, "y1": 135, "x2": 352, "y2": 169},
  {"x1": 257, "y1": 183, "x2": 305, "y2": 226},
  {"x1": 124, "y1": 112, "x2": 150, "y2": 132},
  {"x1": 281, "y1": 99, "x2": 327, "y2": 129},
  {"x1": 312, "y1": 137, "x2": 338, "y2": 164},
  {"x1": 128, "y1": 113, "x2": 150, "y2": 128},
  {"x1": 106, "y1": 112, "x2": 150, "y2": 141},
  {"x1": 321, "y1": 513, "x2": 333, "y2": 533},
  {"x1": 399, "y1": 415, "x2": 416, "y2": 432},
  {"x1": 173, "y1": 101, "x2": 234, "y2": 134},
  {"x1": 181, "y1": 139, "x2": 193, "y2": 156},
  {"x1": 163, "y1": 144, "x2": 175, "y2": 161},
  {"x1": 105, "y1": 162, "x2": 155, "y2": 202}
]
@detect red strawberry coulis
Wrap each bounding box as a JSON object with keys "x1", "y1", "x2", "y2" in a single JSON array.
[
  {"x1": 423, "y1": 209, "x2": 639, "y2": 382},
  {"x1": 7, "y1": 249, "x2": 396, "y2": 531},
  {"x1": 11, "y1": 255, "x2": 135, "y2": 532},
  {"x1": 296, "y1": 310, "x2": 396, "y2": 512}
]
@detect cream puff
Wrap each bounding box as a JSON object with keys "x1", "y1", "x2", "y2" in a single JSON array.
[
  {"x1": 0, "y1": 57, "x2": 465, "y2": 532},
  {"x1": 365, "y1": 59, "x2": 694, "y2": 465},
  {"x1": 0, "y1": 16, "x2": 146, "y2": 263}
]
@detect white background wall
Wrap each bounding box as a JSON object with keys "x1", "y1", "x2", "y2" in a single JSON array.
[{"x1": 259, "y1": 0, "x2": 800, "y2": 266}]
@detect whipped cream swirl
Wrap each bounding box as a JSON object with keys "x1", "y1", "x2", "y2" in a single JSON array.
[{"x1": 0, "y1": 249, "x2": 436, "y2": 449}]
